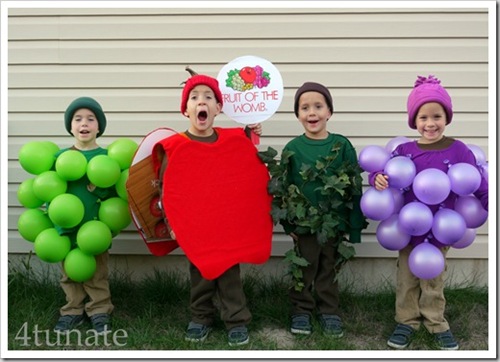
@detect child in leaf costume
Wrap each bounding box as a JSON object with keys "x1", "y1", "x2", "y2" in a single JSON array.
[{"x1": 260, "y1": 82, "x2": 367, "y2": 337}]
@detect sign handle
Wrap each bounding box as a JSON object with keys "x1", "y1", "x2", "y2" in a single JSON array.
[{"x1": 250, "y1": 130, "x2": 260, "y2": 145}]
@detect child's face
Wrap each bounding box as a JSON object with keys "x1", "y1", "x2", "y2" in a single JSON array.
[
  {"x1": 184, "y1": 84, "x2": 222, "y2": 137},
  {"x1": 70, "y1": 108, "x2": 99, "y2": 148},
  {"x1": 415, "y1": 102, "x2": 447, "y2": 144},
  {"x1": 297, "y1": 91, "x2": 331, "y2": 139}
]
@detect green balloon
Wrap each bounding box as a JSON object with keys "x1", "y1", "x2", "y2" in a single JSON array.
[
  {"x1": 87, "y1": 155, "x2": 121, "y2": 188},
  {"x1": 98, "y1": 197, "x2": 131, "y2": 232},
  {"x1": 48, "y1": 193, "x2": 85, "y2": 228},
  {"x1": 18, "y1": 208, "x2": 54, "y2": 242},
  {"x1": 34, "y1": 228, "x2": 71, "y2": 263},
  {"x1": 17, "y1": 178, "x2": 45, "y2": 208},
  {"x1": 18, "y1": 141, "x2": 56, "y2": 175},
  {"x1": 32, "y1": 171, "x2": 67, "y2": 202},
  {"x1": 55, "y1": 150, "x2": 87, "y2": 181},
  {"x1": 39, "y1": 141, "x2": 60, "y2": 157},
  {"x1": 77, "y1": 220, "x2": 112, "y2": 255},
  {"x1": 107, "y1": 138, "x2": 138, "y2": 170},
  {"x1": 115, "y1": 169, "x2": 129, "y2": 201},
  {"x1": 64, "y1": 248, "x2": 97, "y2": 282}
]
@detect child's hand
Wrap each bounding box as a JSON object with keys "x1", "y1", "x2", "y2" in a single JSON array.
[
  {"x1": 374, "y1": 174, "x2": 389, "y2": 190},
  {"x1": 247, "y1": 123, "x2": 262, "y2": 136}
]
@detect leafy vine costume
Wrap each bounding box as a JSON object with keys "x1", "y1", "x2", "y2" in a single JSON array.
[{"x1": 259, "y1": 132, "x2": 367, "y2": 316}]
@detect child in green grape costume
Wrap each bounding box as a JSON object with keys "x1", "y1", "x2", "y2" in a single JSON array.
[{"x1": 53, "y1": 97, "x2": 115, "y2": 336}]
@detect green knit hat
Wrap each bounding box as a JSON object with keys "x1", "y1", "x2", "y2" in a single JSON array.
[{"x1": 64, "y1": 97, "x2": 107, "y2": 138}]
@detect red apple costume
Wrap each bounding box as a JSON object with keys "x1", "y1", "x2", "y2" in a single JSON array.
[{"x1": 152, "y1": 74, "x2": 273, "y2": 280}]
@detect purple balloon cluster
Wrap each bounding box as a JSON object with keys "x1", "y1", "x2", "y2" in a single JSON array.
[{"x1": 358, "y1": 137, "x2": 488, "y2": 280}]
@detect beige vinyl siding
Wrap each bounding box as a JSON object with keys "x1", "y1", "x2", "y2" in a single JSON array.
[{"x1": 7, "y1": 6, "x2": 490, "y2": 262}]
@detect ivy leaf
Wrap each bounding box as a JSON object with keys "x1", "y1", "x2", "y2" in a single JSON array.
[
  {"x1": 299, "y1": 163, "x2": 313, "y2": 180},
  {"x1": 337, "y1": 242, "x2": 356, "y2": 261},
  {"x1": 257, "y1": 147, "x2": 278, "y2": 164},
  {"x1": 315, "y1": 159, "x2": 326, "y2": 170},
  {"x1": 270, "y1": 206, "x2": 287, "y2": 224}
]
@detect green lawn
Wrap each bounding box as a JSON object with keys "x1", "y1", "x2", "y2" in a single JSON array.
[{"x1": 7, "y1": 255, "x2": 489, "y2": 354}]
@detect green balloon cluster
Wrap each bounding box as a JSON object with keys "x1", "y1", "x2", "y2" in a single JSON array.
[{"x1": 17, "y1": 138, "x2": 138, "y2": 282}]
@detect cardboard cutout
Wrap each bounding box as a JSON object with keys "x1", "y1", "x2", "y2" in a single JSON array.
[{"x1": 126, "y1": 128, "x2": 179, "y2": 256}]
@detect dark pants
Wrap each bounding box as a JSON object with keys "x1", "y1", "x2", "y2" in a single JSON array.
[
  {"x1": 289, "y1": 234, "x2": 340, "y2": 317},
  {"x1": 189, "y1": 263, "x2": 251, "y2": 330}
]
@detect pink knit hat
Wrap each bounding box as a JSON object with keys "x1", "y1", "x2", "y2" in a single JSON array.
[
  {"x1": 407, "y1": 75, "x2": 453, "y2": 129},
  {"x1": 180, "y1": 74, "x2": 223, "y2": 115}
]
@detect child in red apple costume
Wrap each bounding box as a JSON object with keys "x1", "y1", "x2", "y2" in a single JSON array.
[{"x1": 152, "y1": 68, "x2": 273, "y2": 346}]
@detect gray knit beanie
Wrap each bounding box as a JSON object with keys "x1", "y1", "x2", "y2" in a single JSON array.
[{"x1": 294, "y1": 82, "x2": 334, "y2": 117}]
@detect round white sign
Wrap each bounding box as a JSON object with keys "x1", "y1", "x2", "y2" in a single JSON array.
[{"x1": 217, "y1": 55, "x2": 284, "y2": 125}]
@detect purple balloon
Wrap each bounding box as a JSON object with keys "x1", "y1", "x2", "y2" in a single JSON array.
[
  {"x1": 384, "y1": 156, "x2": 416, "y2": 189},
  {"x1": 398, "y1": 201, "x2": 433, "y2": 236},
  {"x1": 408, "y1": 242, "x2": 445, "y2": 279},
  {"x1": 447, "y1": 163, "x2": 481, "y2": 196},
  {"x1": 390, "y1": 188, "x2": 405, "y2": 214},
  {"x1": 452, "y1": 228, "x2": 477, "y2": 249},
  {"x1": 431, "y1": 208, "x2": 466, "y2": 245},
  {"x1": 358, "y1": 145, "x2": 390, "y2": 173},
  {"x1": 467, "y1": 144, "x2": 487, "y2": 165},
  {"x1": 454, "y1": 195, "x2": 488, "y2": 228},
  {"x1": 376, "y1": 214, "x2": 411, "y2": 251},
  {"x1": 413, "y1": 168, "x2": 451, "y2": 205},
  {"x1": 481, "y1": 162, "x2": 488, "y2": 183},
  {"x1": 360, "y1": 187, "x2": 395, "y2": 221},
  {"x1": 385, "y1": 136, "x2": 411, "y2": 153}
]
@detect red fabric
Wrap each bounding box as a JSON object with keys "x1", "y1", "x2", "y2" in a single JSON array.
[{"x1": 160, "y1": 128, "x2": 272, "y2": 280}]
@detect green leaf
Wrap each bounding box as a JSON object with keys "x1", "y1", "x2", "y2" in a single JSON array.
[
  {"x1": 257, "y1": 147, "x2": 278, "y2": 164},
  {"x1": 337, "y1": 242, "x2": 356, "y2": 261}
]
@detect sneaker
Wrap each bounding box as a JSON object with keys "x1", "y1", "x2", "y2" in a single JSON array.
[
  {"x1": 90, "y1": 313, "x2": 111, "y2": 335},
  {"x1": 185, "y1": 321, "x2": 211, "y2": 342},
  {"x1": 434, "y1": 330, "x2": 459, "y2": 350},
  {"x1": 54, "y1": 314, "x2": 85, "y2": 334},
  {"x1": 387, "y1": 323, "x2": 415, "y2": 349},
  {"x1": 318, "y1": 314, "x2": 343, "y2": 338},
  {"x1": 228, "y1": 325, "x2": 249, "y2": 346},
  {"x1": 290, "y1": 314, "x2": 312, "y2": 335}
]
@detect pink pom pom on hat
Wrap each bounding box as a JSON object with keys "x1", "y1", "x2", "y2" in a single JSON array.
[{"x1": 406, "y1": 75, "x2": 453, "y2": 129}]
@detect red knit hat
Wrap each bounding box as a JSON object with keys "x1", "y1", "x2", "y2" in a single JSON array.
[
  {"x1": 407, "y1": 75, "x2": 453, "y2": 129},
  {"x1": 180, "y1": 74, "x2": 223, "y2": 115}
]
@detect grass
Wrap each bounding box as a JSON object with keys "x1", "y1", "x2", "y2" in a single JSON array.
[{"x1": 7, "y1": 255, "x2": 489, "y2": 353}]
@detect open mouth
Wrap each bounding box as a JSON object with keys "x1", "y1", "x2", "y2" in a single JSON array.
[
  {"x1": 80, "y1": 130, "x2": 90, "y2": 135},
  {"x1": 197, "y1": 111, "x2": 208, "y2": 122},
  {"x1": 307, "y1": 120, "x2": 319, "y2": 125}
]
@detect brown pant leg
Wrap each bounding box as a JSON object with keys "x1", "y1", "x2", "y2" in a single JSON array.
[
  {"x1": 216, "y1": 264, "x2": 252, "y2": 330},
  {"x1": 419, "y1": 247, "x2": 450, "y2": 333},
  {"x1": 83, "y1": 251, "x2": 114, "y2": 316},
  {"x1": 189, "y1": 263, "x2": 217, "y2": 326},
  {"x1": 395, "y1": 245, "x2": 423, "y2": 330},
  {"x1": 289, "y1": 234, "x2": 320, "y2": 317}
]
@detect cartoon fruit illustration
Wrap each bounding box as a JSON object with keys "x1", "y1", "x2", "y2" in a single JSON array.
[
  {"x1": 225, "y1": 65, "x2": 271, "y2": 92},
  {"x1": 239, "y1": 67, "x2": 257, "y2": 83}
]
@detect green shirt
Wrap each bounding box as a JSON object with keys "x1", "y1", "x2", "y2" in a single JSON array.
[{"x1": 282, "y1": 133, "x2": 366, "y2": 243}]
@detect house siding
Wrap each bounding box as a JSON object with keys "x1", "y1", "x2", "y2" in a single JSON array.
[{"x1": 6, "y1": 6, "x2": 490, "y2": 280}]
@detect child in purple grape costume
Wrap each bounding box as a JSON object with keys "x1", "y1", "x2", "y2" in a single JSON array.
[{"x1": 370, "y1": 75, "x2": 488, "y2": 350}]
